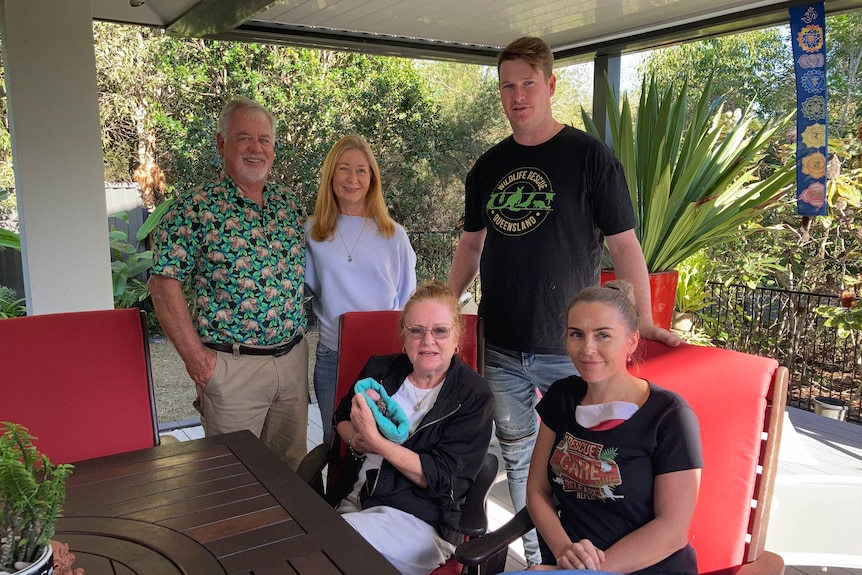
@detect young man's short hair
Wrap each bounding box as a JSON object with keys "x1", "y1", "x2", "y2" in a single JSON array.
[{"x1": 497, "y1": 36, "x2": 554, "y2": 79}]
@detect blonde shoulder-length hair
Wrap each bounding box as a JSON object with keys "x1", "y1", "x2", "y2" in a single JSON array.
[{"x1": 309, "y1": 134, "x2": 395, "y2": 242}]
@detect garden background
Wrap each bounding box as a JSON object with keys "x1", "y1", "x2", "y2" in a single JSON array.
[{"x1": 1, "y1": 17, "x2": 861, "y2": 423}]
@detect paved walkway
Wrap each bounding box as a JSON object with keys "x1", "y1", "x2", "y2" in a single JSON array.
[{"x1": 162, "y1": 404, "x2": 862, "y2": 573}]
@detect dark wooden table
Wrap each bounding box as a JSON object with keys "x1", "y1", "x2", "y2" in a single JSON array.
[{"x1": 56, "y1": 430, "x2": 400, "y2": 575}]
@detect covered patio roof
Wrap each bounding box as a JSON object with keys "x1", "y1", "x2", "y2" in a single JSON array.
[
  {"x1": 4, "y1": 0, "x2": 862, "y2": 315},
  {"x1": 92, "y1": 0, "x2": 862, "y2": 66}
]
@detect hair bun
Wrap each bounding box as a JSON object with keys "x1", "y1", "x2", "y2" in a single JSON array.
[{"x1": 604, "y1": 279, "x2": 636, "y2": 306}]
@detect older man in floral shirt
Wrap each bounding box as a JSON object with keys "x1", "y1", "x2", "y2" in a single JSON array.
[{"x1": 149, "y1": 97, "x2": 308, "y2": 469}]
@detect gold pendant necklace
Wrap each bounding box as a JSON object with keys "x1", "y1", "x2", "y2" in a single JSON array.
[
  {"x1": 336, "y1": 218, "x2": 367, "y2": 263},
  {"x1": 410, "y1": 381, "x2": 433, "y2": 412}
]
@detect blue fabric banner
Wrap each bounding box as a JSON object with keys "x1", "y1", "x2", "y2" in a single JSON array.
[{"x1": 790, "y1": 2, "x2": 828, "y2": 216}]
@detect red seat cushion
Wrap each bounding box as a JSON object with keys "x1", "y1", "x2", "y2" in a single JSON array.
[
  {"x1": 631, "y1": 341, "x2": 777, "y2": 574},
  {"x1": 0, "y1": 308, "x2": 158, "y2": 463}
]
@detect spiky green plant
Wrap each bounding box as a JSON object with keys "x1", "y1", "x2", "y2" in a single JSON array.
[
  {"x1": 0, "y1": 422, "x2": 73, "y2": 570},
  {"x1": 582, "y1": 76, "x2": 795, "y2": 272}
]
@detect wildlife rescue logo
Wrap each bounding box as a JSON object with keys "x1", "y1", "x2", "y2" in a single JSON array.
[
  {"x1": 486, "y1": 168, "x2": 555, "y2": 236},
  {"x1": 549, "y1": 432, "x2": 623, "y2": 501}
]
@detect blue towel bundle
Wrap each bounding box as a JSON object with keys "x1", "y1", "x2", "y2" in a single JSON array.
[{"x1": 354, "y1": 378, "x2": 410, "y2": 444}]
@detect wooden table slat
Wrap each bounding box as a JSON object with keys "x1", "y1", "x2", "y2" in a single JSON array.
[
  {"x1": 127, "y1": 487, "x2": 273, "y2": 525},
  {"x1": 61, "y1": 431, "x2": 399, "y2": 575},
  {"x1": 67, "y1": 457, "x2": 246, "y2": 499},
  {"x1": 289, "y1": 550, "x2": 346, "y2": 575},
  {"x1": 217, "y1": 533, "x2": 329, "y2": 574},
  {"x1": 70, "y1": 552, "x2": 121, "y2": 573},
  {"x1": 225, "y1": 431, "x2": 400, "y2": 571},
  {"x1": 67, "y1": 444, "x2": 235, "y2": 485},
  {"x1": 56, "y1": 517, "x2": 226, "y2": 575},
  {"x1": 60, "y1": 534, "x2": 182, "y2": 574},
  {"x1": 204, "y1": 519, "x2": 306, "y2": 558},
  {"x1": 236, "y1": 561, "x2": 299, "y2": 575},
  {"x1": 65, "y1": 470, "x2": 260, "y2": 516},
  {"x1": 183, "y1": 506, "x2": 292, "y2": 543}
]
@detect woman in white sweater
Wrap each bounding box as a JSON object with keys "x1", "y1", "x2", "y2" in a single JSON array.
[{"x1": 305, "y1": 135, "x2": 417, "y2": 444}]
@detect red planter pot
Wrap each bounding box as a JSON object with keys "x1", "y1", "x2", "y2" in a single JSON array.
[{"x1": 600, "y1": 269, "x2": 679, "y2": 331}]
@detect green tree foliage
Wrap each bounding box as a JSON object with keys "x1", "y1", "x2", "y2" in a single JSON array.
[
  {"x1": 827, "y1": 12, "x2": 862, "y2": 138},
  {"x1": 641, "y1": 20, "x2": 862, "y2": 294},
  {"x1": 91, "y1": 24, "x2": 504, "y2": 232},
  {"x1": 94, "y1": 24, "x2": 172, "y2": 207},
  {"x1": 641, "y1": 28, "x2": 795, "y2": 119},
  {"x1": 551, "y1": 63, "x2": 594, "y2": 129},
  {"x1": 0, "y1": 45, "x2": 12, "y2": 191},
  {"x1": 409, "y1": 62, "x2": 509, "y2": 228}
]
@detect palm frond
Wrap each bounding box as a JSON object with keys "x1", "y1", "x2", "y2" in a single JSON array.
[{"x1": 583, "y1": 75, "x2": 792, "y2": 271}]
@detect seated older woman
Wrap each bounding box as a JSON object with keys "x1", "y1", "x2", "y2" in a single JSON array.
[{"x1": 332, "y1": 281, "x2": 494, "y2": 575}]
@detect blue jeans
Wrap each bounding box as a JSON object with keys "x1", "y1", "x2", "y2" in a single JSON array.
[
  {"x1": 313, "y1": 342, "x2": 338, "y2": 446},
  {"x1": 484, "y1": 343, "x2": 577, "y2": 567}
]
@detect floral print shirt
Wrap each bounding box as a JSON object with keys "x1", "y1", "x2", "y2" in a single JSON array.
[{"x1": 152, "y1": 173, "x2": 306, "y2": 345}]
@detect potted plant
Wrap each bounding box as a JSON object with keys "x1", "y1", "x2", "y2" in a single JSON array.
[
  {"x1": 584, "y1": 76, "x2": 795, "y2": 328},
  {"x1": 0, "y1": 422, "x2": 73, "y2": 575}
]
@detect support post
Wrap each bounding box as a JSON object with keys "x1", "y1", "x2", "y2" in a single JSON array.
[{"x1": 592, "y1": 52, "x2": 622, "y2": 148}]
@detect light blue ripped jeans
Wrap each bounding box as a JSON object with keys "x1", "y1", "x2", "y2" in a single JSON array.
[{"x1": 484, "y1": 343, "x2": 578, "y2": 567}]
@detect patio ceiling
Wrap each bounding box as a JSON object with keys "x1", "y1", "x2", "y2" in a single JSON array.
[{"x1": 92, "y1": 0, "x2": 862, "y2": 65}]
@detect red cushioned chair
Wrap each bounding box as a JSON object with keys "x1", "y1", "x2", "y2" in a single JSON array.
[
  {"x1": 0, "y1": 308, "x2": 159, "y2": 464},
  {"x1": 296, "y1": 310, "x2": 494, "y2": 575},
  {"x1": 454, "y1": 340, "x2": 789, "y2": 575}
]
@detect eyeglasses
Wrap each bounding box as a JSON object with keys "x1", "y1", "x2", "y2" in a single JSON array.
[{"x1": 404, "y1": 325, "x2": 454, "y2": 339}]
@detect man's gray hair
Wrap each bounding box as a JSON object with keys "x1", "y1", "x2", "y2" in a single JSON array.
[{"x1": 217, "y1": 96, "x2": 276, "y2": 139}]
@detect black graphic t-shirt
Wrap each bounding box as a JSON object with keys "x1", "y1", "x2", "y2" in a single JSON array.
[
  {"x1": 537, "y1": 378, "x2": 703, "y2": 575},
  {"x1": 464, "y1": 126, "x2": 636, "y2": 354}
]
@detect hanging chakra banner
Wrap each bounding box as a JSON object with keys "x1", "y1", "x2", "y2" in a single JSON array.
[{"x1": 790, "y1": 2, "x2": 828, "y2": 216}]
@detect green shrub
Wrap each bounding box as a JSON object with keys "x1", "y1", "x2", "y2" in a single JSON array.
[{"x1": 0, "y1": 286, "x2": 25, "y2": 319}]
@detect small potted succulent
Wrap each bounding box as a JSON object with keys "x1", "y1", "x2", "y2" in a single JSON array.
[{"x1": 0, "y1": 422, "x2": 73, "y2": 575}]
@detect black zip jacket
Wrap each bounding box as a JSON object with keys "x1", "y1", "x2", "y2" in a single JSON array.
[{"x1": 332, "y1": 353, "x2": 494, "y2": 544}]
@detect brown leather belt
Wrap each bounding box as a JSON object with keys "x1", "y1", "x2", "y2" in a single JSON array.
[{"x1": 204, "y1": 335, "x2": 302, "y2": 358}]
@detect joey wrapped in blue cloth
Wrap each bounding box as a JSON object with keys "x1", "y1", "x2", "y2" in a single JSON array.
[{"x1": 354, "y1": 377, "x2": 410, "y2": 443}]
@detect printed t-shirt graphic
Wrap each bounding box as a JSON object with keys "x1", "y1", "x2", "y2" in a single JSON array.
[
  {"x1": 550, "y1": 432, "x2": 623, "y2": 501},
  {"x1": 486, "y1": 167, "x2": 555, "y2": 236}
]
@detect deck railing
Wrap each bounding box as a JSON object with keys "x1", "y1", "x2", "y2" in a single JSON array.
[{"x1": 700, "y1": 283, "x2": 860, "y2": 423}]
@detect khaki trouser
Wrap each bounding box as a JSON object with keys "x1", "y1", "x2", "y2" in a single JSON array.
[{"x1": 196, "y1": 337, "x2": 309, "y2": 469}]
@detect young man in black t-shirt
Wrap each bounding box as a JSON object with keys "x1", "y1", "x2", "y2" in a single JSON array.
[{"x1": 447, "y1": 36, "x2": 680, "y2": 566}]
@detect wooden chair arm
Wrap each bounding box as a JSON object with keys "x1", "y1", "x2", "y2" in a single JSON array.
[
  {"x1": 698, "y1": 551, "x2": 785, "y2": 575},
  {"x1": 455, "y1": 507, "x2": 533, "y2": 567},
  {"x1": 733, "y1": 552, "x2": 785, "y2": 575}
]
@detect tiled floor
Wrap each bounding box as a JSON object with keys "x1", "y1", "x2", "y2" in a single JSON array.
[
  {"x1": 777, "y1": 407, "x2": 862, "y2": 477},
  {"x1": 765, "y1": 408, "x2": 862, "y2": 571},
  {"x1": 160, "y1": 404, "x2": 862, "y2": 573}
]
